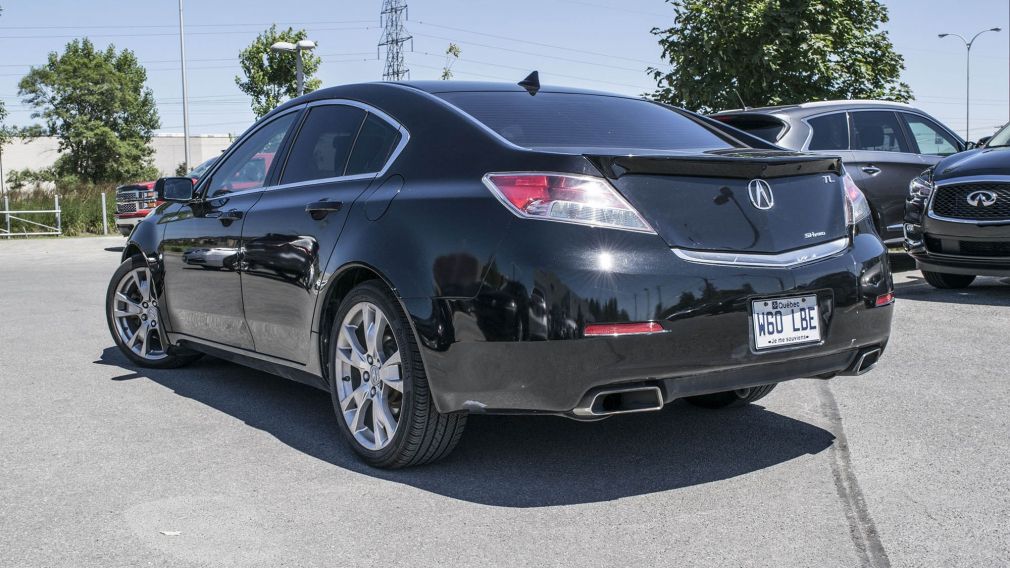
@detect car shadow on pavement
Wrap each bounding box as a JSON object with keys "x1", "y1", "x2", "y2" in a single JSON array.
[
  {"x1": 895, "y1": 276, "x2": 1010, "y2": 306},
  {"x1": 98, "y1": 347, "x2": 835, "y2": 507}
]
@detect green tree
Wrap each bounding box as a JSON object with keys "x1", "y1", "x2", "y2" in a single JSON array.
[
  {"x1": 649, "y1": 0, "x2": 912, "y2": 112},
  {"x1": 441, "y1": 43, "x2": 461, "y2": 80},
  {"x1": 18, "y1": 38, "x2": 160, "y2": 183},
  {"x1": 236, "y1": 25, "x2": 322, "y2": 119}
]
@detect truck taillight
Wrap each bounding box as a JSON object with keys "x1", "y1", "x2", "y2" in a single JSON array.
[{"x1": 482, "y1": 173, "x2": 655, "y2": 233}]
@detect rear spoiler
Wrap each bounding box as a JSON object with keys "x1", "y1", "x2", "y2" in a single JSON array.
[{"x1": 587, "y1": 151, "x2": 843, "y2": 181}]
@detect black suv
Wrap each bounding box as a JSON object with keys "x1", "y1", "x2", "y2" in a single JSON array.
[
  {"x1": 712, "y1": 101, "x2": 965, "y2": 245},
  {"x1": 905, "y1": 122, "x2": 1010, "y2": 288}
]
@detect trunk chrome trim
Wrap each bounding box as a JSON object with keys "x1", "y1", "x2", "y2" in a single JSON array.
[{"x1": 671, "y1": 237, "x2": 849, "y2": 268}]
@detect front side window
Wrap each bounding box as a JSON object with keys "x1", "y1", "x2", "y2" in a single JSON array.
[
  {"x1": 437, "y1": 91, "x2": 733, "y2": 151},
  {"x1": 280, "y1": 105, "x2": 367, "y2": 185},
  {"x1": 205, "y1": 113, "x2": 297, "y2": 197},
  {"x1": 850, "y1": 111, "x2": 910, "y2": 153},
  {"x1": 807, "y1": 113, "x2": 849, "y2": 150},
  {"x1": 902, "y1": 113, "x2": 960, "y2": 156}
]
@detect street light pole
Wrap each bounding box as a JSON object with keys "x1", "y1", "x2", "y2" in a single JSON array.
[
  {"x1": 939, "y1": 28, "x2": 1001, "y2": 142},
  {"x1": 271, "y1": 39, "x2": 316, "y2": 98},
  {"x1": 178, "y1": 0, "x2": 191, "y2": 171}
]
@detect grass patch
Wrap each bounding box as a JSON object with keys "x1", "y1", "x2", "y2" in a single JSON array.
[{"x1": 2, "y1": 183, "x2": 117, "y2": 237}]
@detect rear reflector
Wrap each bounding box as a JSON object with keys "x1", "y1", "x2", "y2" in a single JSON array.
[
  {"x1": 584, "y1": 322, "x2": 665, "y2": 336},
  {"x1": 875, "y1": 292, "x2": 895, "y2": 307}
]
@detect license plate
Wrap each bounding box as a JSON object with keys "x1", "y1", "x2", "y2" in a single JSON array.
[{"x1": 751, "y1": 295, "x2": 821, "y2": 350}]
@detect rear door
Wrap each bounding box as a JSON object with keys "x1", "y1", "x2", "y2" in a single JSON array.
[
  {"x1": 844, "y1": 110, "x2": 926, "y2": 241},
  {"x1": 240, "y1": 102, "x2": 405, "y2": 363},
  {"x1": 161, "y1": 110, "x2": 300, "y2": 349}
]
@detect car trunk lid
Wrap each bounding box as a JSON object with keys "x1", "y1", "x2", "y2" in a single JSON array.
[{"x1": 587, "y1": 149, "x2": 847, "y2": 253}]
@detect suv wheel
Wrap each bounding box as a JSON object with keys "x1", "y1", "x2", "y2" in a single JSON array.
[
  {"x1": 328, "y1": 281, "x2": 466, "y2": 468},
  {"x1": 684, "y1": 384, "x2": 777, "y2": 409},
  {"x1": 106, "y1": 257, "x2": 201, "y2": 368},
  {"x1": 922, "y1": 271, "x2": 976, "y2": 289}
]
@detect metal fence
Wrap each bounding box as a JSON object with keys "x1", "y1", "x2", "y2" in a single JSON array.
[{"x1": 0, "y1": 194, "x2": 62, "y2": 238}]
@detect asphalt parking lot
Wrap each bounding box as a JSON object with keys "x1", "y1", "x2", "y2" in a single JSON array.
[{"x1": 1, "y1": 236, "x2": 1008, "y2": 567}]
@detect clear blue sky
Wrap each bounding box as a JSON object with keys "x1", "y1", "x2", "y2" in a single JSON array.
[{"x1": 0, "y1": 0, "x2": 1007, "y2": 140}]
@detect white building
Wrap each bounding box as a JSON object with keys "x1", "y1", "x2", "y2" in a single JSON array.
[{"x1": 0, "y1": 134, "x2": 235, "y2": 186}]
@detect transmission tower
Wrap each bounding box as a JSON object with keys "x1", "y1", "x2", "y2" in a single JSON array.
[{"x1": 379, "y1": 0, "x2": 412, "y2": 81}]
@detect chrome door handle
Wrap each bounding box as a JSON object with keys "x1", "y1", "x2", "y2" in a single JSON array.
[
  {"x1": 305, "y1": 200, "x2": 343, "y2": 220},
  {"x1": 861, "y1": 166, "x2": 882, "y2": 176}
]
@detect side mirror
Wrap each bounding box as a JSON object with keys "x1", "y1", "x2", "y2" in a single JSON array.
[
  {"x1": 965, "y1": 141, "x2": 977, "y2": 151},
  {"x1": 155, "y1": 177, "x2": 196, "y2": 202},
  {"x1": 977, "y1": 136, "x2": 992, "y2": 147}
]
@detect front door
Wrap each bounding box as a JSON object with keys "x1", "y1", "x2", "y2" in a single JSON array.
[
  {"x1": 161, "y1": 110, "x2": 300, "y2": 350},
  {"x1": 240, "y1": 103, "x2": 405, "y2": 363}
]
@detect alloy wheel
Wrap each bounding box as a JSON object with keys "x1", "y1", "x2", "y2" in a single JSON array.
[
  {"x1": 110, "y1": 266, "x2": 169, "y2": 361},
  {"x1": 334, "y1": 301, "x2": 404, "y2": 451}
]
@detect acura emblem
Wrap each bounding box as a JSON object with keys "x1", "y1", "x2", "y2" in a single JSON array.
[
  {"x1": 966, "y1": 190, "x2": 997, "y2": 207},
  {"x1": 747, "y1": 179, "x2": 775, "y2": 210}
]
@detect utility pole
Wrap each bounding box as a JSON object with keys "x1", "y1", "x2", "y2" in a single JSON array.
[
  {"x1": 379, "y1": 0, "x2": 412, "y2": 81},
  {"x1": 178, "y1": 0, "x2": 191, "y2": 171},
  {"x1": 939, "y1": 28, "x2": 1001, "y2": 141}
]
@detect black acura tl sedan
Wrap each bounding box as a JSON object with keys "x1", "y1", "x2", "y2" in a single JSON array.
[
  {"x1": 905, "y1": 122, "x2": 1010, "y2": 287},
  {"x1": 107, "y1": 80, "x2": 894, "y2": 468}
]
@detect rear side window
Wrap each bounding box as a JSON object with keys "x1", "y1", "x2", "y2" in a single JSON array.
[
  {"x1": 437, "y1": 92, "x2": 733, "y2": 151},
  {"x1": 280, "y1": 105, "x2": 366, "y2": 185},
  {"x1": 807, "y1": 114, "x2": 849, "y2": 150},
  {"x1": 346, "y1": 114, "x2": 402, "y2": 175},
  {"x1": 714, "y1": 114, "x2": 787, "y2": 142},
  {"x1": 850, "y1": 111, "x2": 910, "y2": 153}
]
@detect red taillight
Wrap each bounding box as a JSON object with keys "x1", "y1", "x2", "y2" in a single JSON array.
[
  {"x1": 483, "y1": 173, "x2": 654, "y2": 233},
  {"x1": 584, "y1": 322, "x2": 665, "y2": 336},
  {"x1": 875, "y1": 292, "x2": 894, "y2": 307}
]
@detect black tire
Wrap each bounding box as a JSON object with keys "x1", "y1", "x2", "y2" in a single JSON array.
[
  {"x1": 684, "y1": 384, "x2": 778, "y2": 409},
  {"x1": 922, "y1": 271, "x2": 976, "y2": 289},
  {"x1": 327, "y1": 281, "x2": 466, "y2": 468},
  {"x1": 106, "y1": 256, "x2": 202, "y2": 369}
]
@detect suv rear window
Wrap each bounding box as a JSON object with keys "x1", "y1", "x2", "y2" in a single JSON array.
[
  {"x1": 437, "y1": 91, "x2": 733, "y2": 151},
  {"x1": 712, "y1": 114, "x2": 787, "y2": 142}
]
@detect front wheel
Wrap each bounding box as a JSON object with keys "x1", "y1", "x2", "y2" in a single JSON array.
[
  {"x1": 328, "y1": 281, "x2": 466, "y2": 468},
  {"x1": 922, "y1": 271, "x2": 975, "y2": 289},
  {"x1": 106, "y1": 257, "x2": 201, "y2": 368},
  {"x1": 684, "y1": 384, "x2": 777, "y2": 409}
]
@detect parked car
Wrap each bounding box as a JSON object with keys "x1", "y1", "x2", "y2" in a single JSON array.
[
  {"x1": 711, "y1": 101, "x2": 965, "y2": 245},
  {"x1": 106, "y1": 81, "x2": 894, "y2": 468},
  {"x1": 114, "y1": 156, "x2": 218, "y2": 236},
  {"x1": 904, "y1": 122, "x2": 1010, "y2": 288}
]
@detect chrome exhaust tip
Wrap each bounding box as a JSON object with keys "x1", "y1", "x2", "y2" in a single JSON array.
[
  {"x1": 572, "y1": 385, "x2": 664, "y2": 417},
  {"x1": 840, "y1": 347, "x2": 882, "y2": 376}
]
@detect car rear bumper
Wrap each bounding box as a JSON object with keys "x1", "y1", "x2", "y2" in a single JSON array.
[{"x1": 408, "y1": 224, "x2": 893, "y2": 415}]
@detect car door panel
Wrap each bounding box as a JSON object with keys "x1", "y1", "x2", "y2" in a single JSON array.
[
  {"x1": 160, "y1": 194, "x2": 261, "y2": 349},
  {"x1": 158, "y1": 110, "x2": 300, "y2": 350}
]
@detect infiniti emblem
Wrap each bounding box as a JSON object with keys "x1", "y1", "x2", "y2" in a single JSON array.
[
  {"x1": 966, "y1": 190, "x2": 997, "y2": 207},
  {"x1": 747, "y1": 179, "x2": 775, "y2": 210}
]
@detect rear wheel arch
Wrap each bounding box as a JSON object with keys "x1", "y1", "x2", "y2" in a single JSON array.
[{"x1": 317, "y1": 263, "x2": 408, "y2": 381}]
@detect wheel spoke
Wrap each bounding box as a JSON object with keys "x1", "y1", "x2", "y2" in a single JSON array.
[
  {"x1": 350, "y1": 397, "x2": 370, "y2": 433},
  {"x1": 365, "y1": 307, "x2": 386, "y2": 356},
  {"x1": 373, "y1": 391, "x2": 398, "y2": 440},
  {"x1": 139, "y1": 326, "x2": 152, "y2": 357},
  {"x1": 138, "y1": 271, "x2": 152, "y2": 302},
  {"x1": 340, "y1": 324, "x2": 370, "y2": 367},
  {"x1": 126, "y1": 325, "x2": 143, "y2": 350},
  {"x1": 115, "y1": 293, "x2": 143, "y2": 316},
  {"x1": 379, "y1": 355, "x2": 403, "y2": 392}
]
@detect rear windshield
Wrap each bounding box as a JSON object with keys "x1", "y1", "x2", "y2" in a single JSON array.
[
  {"x1": 437, "y1": 91, "x2": 734, "y2": 151},
  {"x1": 712, "y1": 114, "x2": 787, "y2": 142}
]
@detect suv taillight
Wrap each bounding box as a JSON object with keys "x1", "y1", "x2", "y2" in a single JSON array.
[
  {"x1": 482, "y1": 173, "x2": 654, "y2": 233},
  {"x1": 842, "y1": 173, "x2": 871, "y2": 226}
]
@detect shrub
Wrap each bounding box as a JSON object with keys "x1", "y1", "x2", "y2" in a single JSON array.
[{"x1": 2, "y1": 179, "x2": 116, "y2": 237}]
